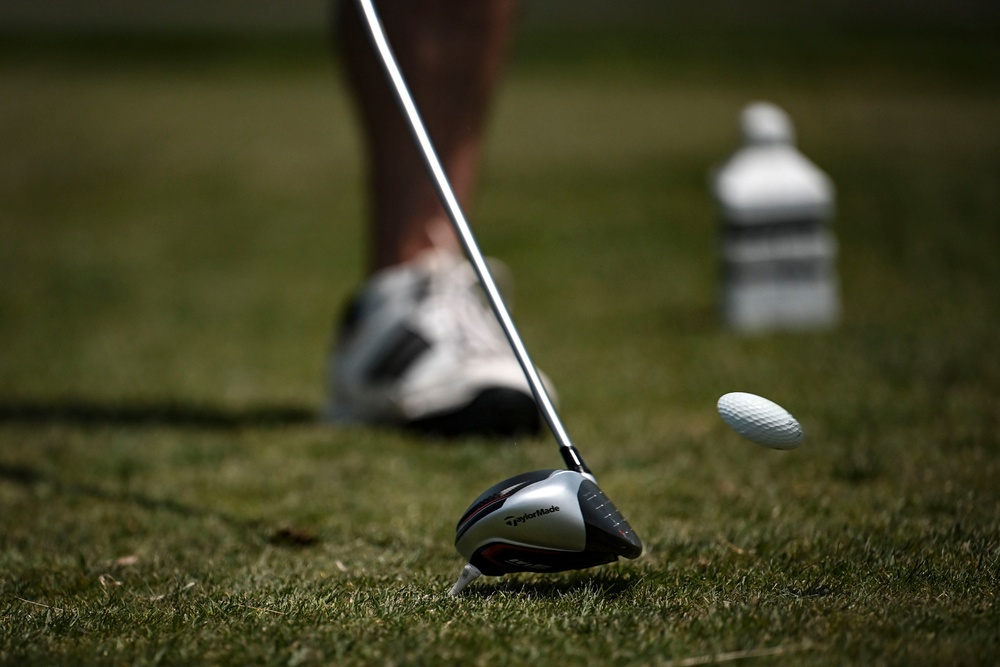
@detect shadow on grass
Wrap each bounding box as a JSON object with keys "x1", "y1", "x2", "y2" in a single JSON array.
[
  {"x1": 0, "y1": 460, "x2": 326, "y2": 549},
  {"x1": 0, "y1": 461, "x2": 270, "y2": 535},
  {"x1": 0, "y1": 398, "x2": 317, "y2": 430},
  {"x1": 461, "y1": 571, "x2": 641, "y2": 600}
]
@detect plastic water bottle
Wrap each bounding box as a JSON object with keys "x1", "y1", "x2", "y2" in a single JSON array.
[{"x1": 711, "y1": 101, "x2": 840, "y2": 332}]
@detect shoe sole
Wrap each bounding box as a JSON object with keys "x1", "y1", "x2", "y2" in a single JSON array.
[{"x1": 406, "y1": 388, "x2": 541, "y2": 438}]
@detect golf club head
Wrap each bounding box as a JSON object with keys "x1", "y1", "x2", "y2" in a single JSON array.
[{"x1": 449, "y1": 469, "x2": 642, "y2": 594}]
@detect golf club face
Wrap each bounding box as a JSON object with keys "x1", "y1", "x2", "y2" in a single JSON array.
[{"x1": 455, "y1": 470, "x2": 643, "y2": 577}]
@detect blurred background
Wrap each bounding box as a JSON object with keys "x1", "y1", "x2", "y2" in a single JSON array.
[
  {"x1": 0, "y1": 0, "x2": 996, "y2": 31},
  {"x1": 2, "y1": 0, "x2": 998, "y2": 411}
]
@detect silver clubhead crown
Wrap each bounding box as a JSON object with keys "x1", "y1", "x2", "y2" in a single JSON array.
[{"x1": 449, "y1": 470, "x2": 642, "y2": 594}]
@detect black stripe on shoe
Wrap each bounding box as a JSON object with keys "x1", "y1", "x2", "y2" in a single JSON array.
[{"x1": 365, "y1": 327, "x2": 432, "y2": 383}]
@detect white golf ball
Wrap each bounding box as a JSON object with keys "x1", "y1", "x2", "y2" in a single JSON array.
[{"x1": 717, "y1": 392, "x2": 803, "y2": 449}]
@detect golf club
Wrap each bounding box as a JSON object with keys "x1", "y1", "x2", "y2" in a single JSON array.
[{"x1": 354, "y1": 0, "x2": 643, "y2": 595}]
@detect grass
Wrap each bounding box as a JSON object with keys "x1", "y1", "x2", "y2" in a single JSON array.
[{"x1": 2, "y1": 17, "x2": 999, "y2": 666}]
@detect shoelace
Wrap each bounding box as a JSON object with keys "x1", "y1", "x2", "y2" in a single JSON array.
[{"x1": 420, "y1": 258, "x2": 511, "y2": 359}]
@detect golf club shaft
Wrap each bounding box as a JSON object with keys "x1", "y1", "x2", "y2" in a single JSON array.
[{"x1": 354, "y1": 0, "x2": 588, "y2": 474}]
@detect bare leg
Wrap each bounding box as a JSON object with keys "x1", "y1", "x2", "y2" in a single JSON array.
[{"x1": 336, "y1": 0, "x2": 521, "y2": 274}]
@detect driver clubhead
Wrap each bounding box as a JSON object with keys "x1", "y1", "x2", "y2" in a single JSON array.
[{"x1": 450, "y1": 470, "x2": 642, "y2": 594}]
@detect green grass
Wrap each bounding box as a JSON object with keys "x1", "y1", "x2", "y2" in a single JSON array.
[{"x1": 2, "y1": 20, "x2": 999, "y2": 666}]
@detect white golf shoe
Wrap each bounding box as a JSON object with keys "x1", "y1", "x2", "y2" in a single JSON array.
[{"x1": 325, "y1": 250, "x2": 551, "y2": 437}]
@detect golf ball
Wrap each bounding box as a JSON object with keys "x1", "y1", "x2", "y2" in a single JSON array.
[{"x1": 717, "y1": 392, "x2": 803, "y2": 449}]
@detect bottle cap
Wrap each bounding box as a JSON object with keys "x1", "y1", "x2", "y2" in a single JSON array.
[{"x1": 741, "y1": 101, "x2": 795, "y2": 145}]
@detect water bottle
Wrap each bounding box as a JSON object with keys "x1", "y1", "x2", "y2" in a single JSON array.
[{"x1": 711, "y1": 101, "x2": 840, "y2": 332}]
